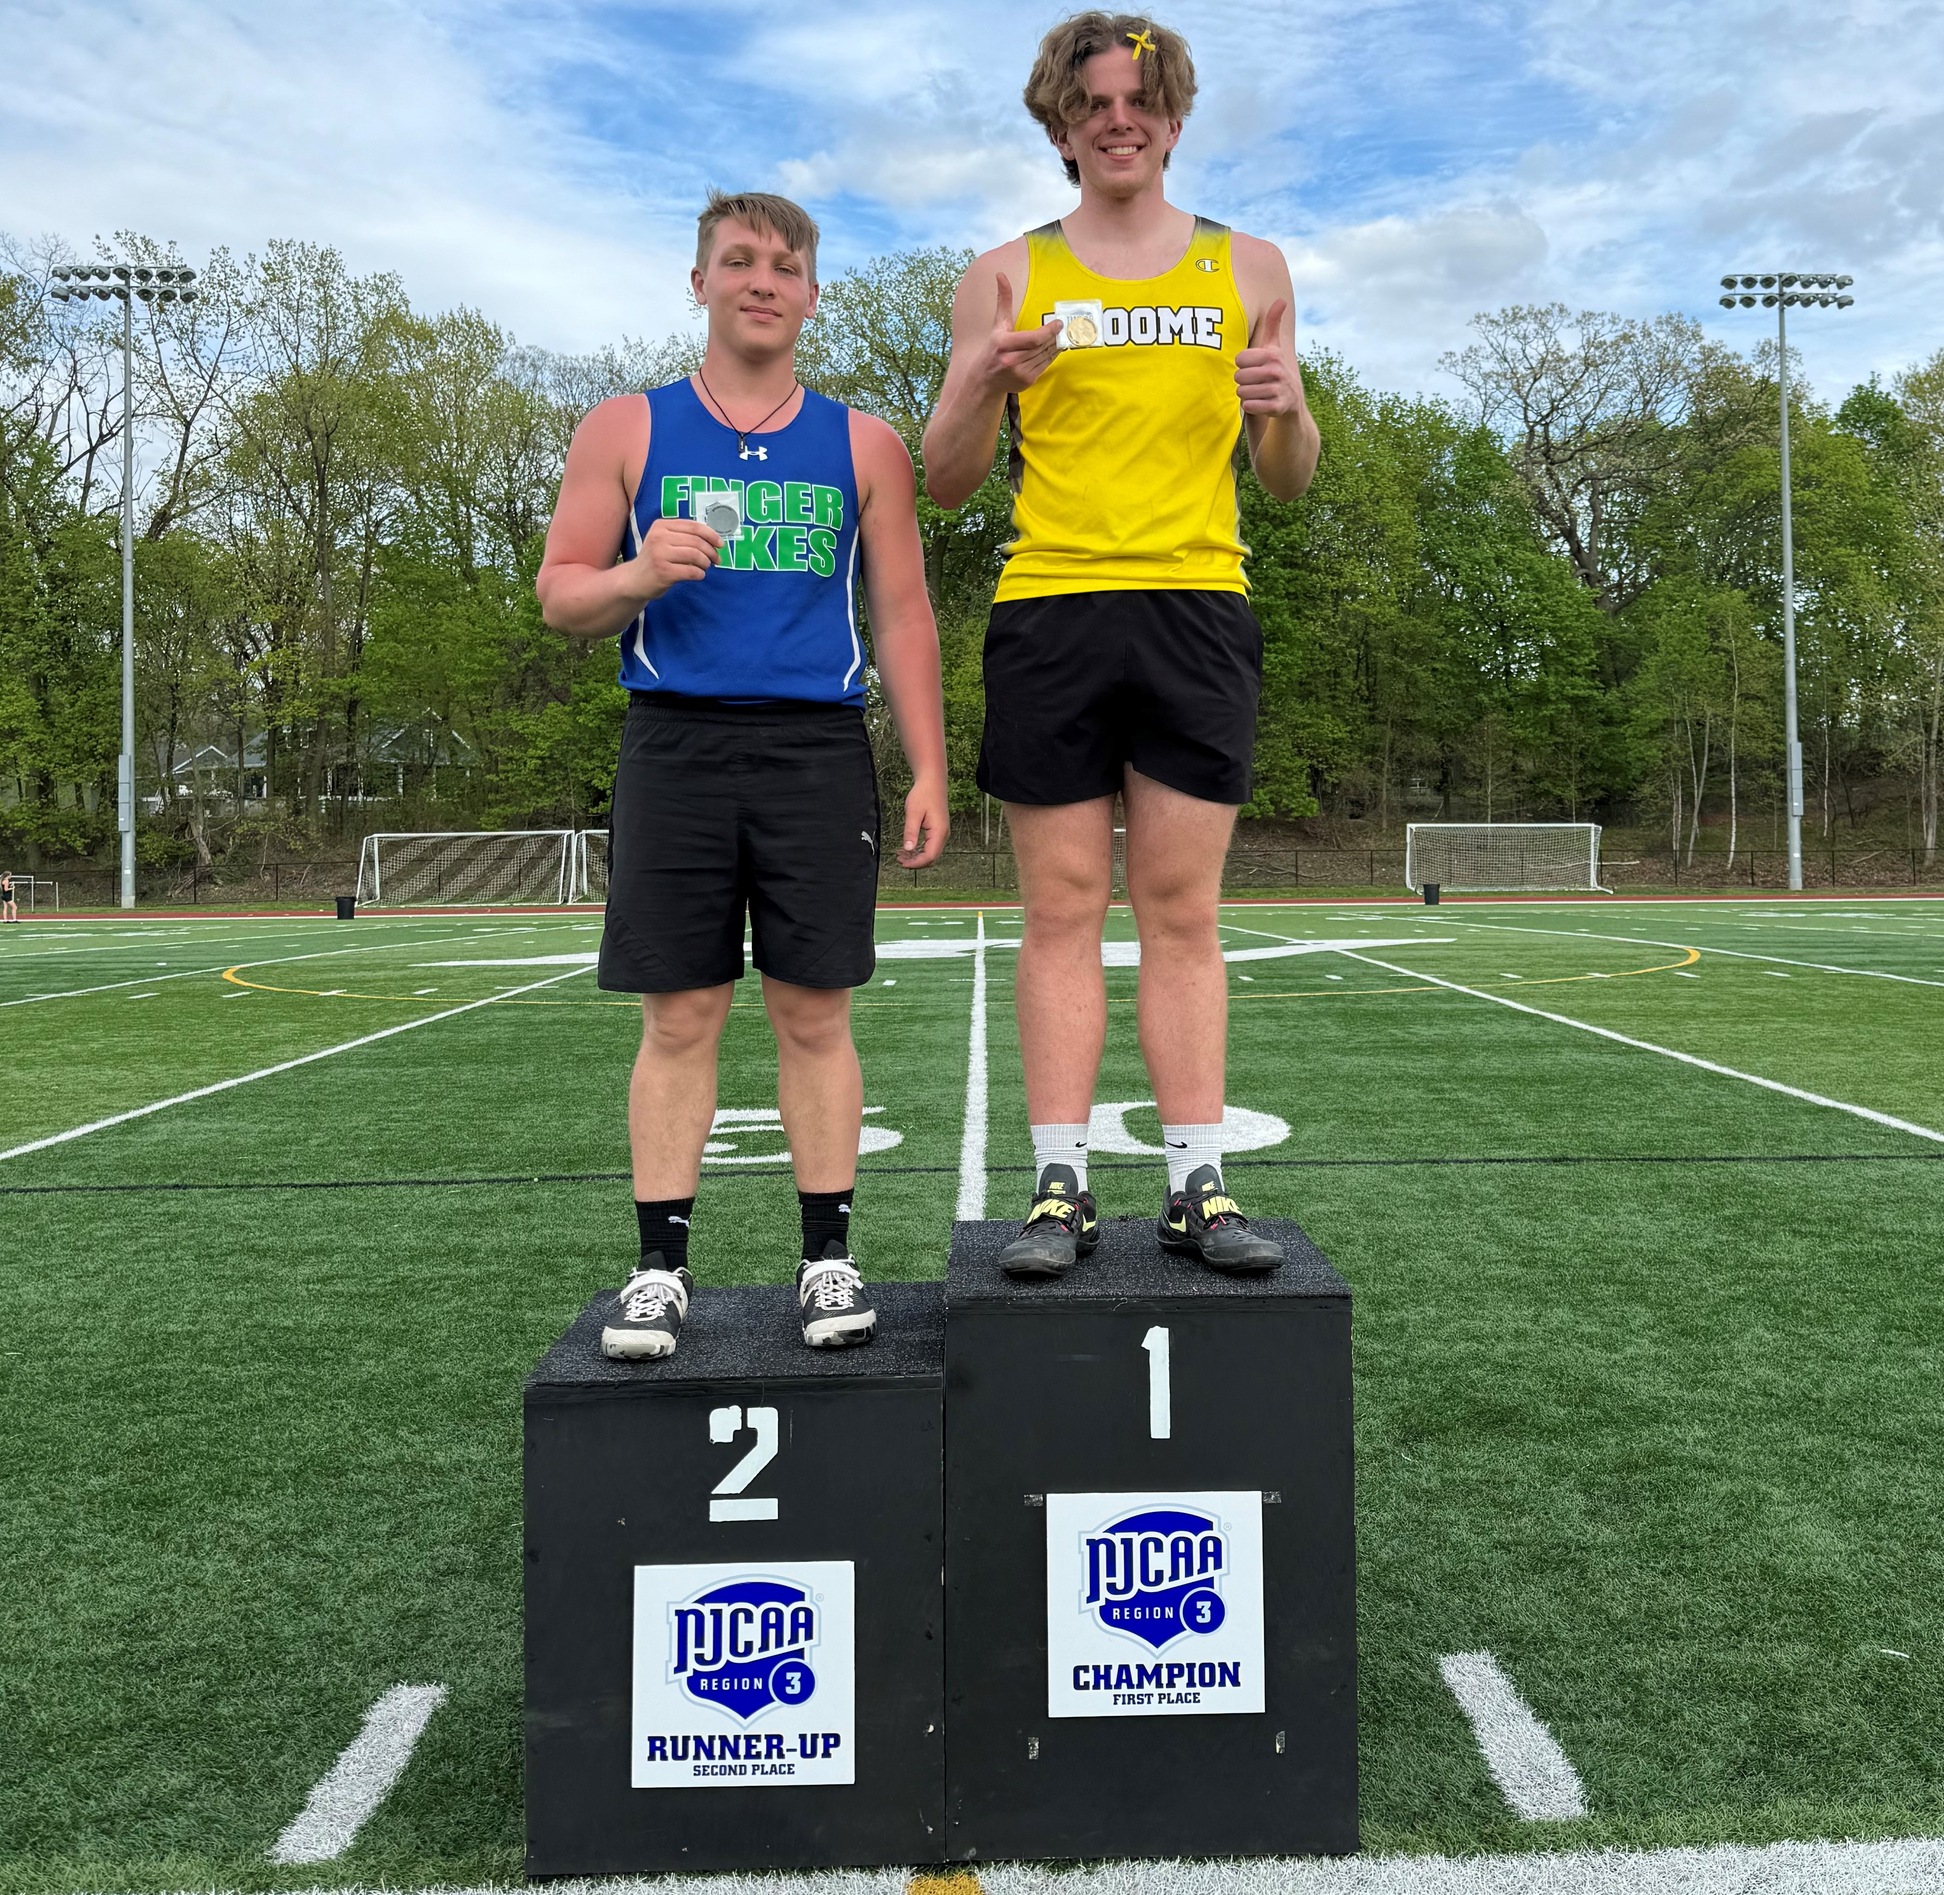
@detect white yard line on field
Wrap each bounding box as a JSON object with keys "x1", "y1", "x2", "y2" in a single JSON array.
[
  {"x1": 2, "y1": 960, "x2": 270, "y2": 1007},
  {"x1": 334, "y1": 1877, "x2": 913, "y2": 1895},
  {"x1": 247, "y1": 1831, "x2": 1944, "y2": 1892},
  {"x1": 955, "y1": 911, "x2": 989, "y2": 1222},
  {"x1": 976, "y1": 1834, "x2": 1944, "y2": 1892},
  {"x1": 3, "y1": 937, "x2": 227, "y2": 961},
  {"x1": 1429, "y1": 916, "x2": 1944, "y2": 990},
  {"x1": 0, "y1": 917, "x2": 463, "y2": 960},
  {"x1": 1, "y1": 922, "x2": 557, "y2": 1008},
  {"x1": 1215, "y1": 920, "x2": 1944, "y2": 1146},
  {"x1": 1439, "y1": 1652, "x2": 1588, "y2": 1822},
  {"x1": 0, "y1": 964, "x2": 592, "y2": 1163},
  {"x1": 1338, "y1": 950, "x2": 1944, "y2": 1147},
  {"x1": 269, "y1": 1684, "x2": 446, "y2": 1864}
]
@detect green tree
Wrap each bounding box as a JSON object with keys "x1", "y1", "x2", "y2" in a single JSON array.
[
  {"x1": 221, "y1": 242, "x2": 408, "y2": 816},
  {"x1": 1243, "y1": 355, "x2": 1617, "y2": 825},
  {"x1": 134, "y1": 528, "x2": 238, "y2": 866},
  {"x1": 803, "y1": 247, "x2": 1013, "y2": 813},
  {"x1": 1888, "y1": 352, "x2": 1944, "y2": 862},
  {"x1": 0, "y1": 407, "x2": 118, "y2": 867},
  {"x1": 1442, "y1": 303, "x2": 1707, "y2": 611}
]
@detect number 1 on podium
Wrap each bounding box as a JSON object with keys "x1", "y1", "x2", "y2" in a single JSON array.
[{"x1": 1142, "y1": 1326, "x2": 1171, "y2": 1439}]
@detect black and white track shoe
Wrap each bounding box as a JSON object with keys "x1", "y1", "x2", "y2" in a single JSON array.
[
  {"x1": 797, "y1": 1244, "x2": 876, "y2": 1348},
  {"x1": 1158, "y1": 1164, "x2": 1283, "y2": 1275},
  {"x1": 999, "y1": 1164, "x2": 1100, "y2": 1279},
  {"x1": 602, "y1": 1260, "x2": 693, "y2": 1360}
]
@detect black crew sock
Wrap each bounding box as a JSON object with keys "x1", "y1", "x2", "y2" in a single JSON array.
[
  {"x1": 799, "y1": 1186, "x2": 853, "y2": 1261},
  {"x1": 635, "y1": 1196, "x2": 694, "y2": 1270}
]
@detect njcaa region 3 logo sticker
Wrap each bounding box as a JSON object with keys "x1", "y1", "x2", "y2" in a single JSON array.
[
  {"x1": 632, "y1": 1561, "x2": 855, "y2": 1786},
  {"x1": 1045, "y1": 1491, "x2": 1265, "y2": 1719}
]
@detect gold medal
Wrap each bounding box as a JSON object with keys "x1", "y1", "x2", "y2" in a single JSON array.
[{"x1": 1054, "y1": 298, "x2": 1106, "y2": 349}]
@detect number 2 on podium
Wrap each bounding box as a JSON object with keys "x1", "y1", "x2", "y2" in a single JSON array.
[
  {"x1": 1142, "y1": 1326, "x2": 1171, "y2": 1439},
  {"x1": 708, "y1": 1405, "x2": 779, "y2": 1520}
]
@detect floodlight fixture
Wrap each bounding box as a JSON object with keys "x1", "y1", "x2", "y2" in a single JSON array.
[
  {"x1": 1715, "y1": 267, "x2": 1859, "y2": 893},
  {"x1": 40, "y1": 252, "x2": 205, "y2": 910}
]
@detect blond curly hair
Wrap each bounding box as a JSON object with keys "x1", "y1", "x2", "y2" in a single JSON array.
[{"x1": 1023, "y1": 13, "x2": 1198, "y2": 184}]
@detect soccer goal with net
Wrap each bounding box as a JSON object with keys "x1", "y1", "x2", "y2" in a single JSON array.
[
  {"x1": 1404, "y1": 823, "x2": 1607, "y2": 893},
  {"x1": 356, "y1": 831, "x2": 571, "y2": 906},
  {"x1": 354, "y1": 830, "x2": 614, "y2": 906},
  {"x1": 572, "y1": 829, "x2": 608, "y2": 903}
]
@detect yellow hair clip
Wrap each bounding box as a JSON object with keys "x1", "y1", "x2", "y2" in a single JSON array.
[{"x1": 1126, "y1": 27, "x2": 1157, "y2": 57}]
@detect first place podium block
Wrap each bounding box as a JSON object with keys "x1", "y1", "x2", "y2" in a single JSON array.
[
  {"x1": 524, "y1": 1282, "x2": 946, "y2": 1876},
  {"x1": 944, "y1": 1218, "x2": 1357, "y2": 1863}
]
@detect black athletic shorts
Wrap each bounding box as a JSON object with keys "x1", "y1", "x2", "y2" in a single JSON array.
[
  {"x1": 975, "y1": 589, "x2": 1262, "y2": 806},
  {"x1": 598, "y1": 695, "x2": 880, "y2": 994}
]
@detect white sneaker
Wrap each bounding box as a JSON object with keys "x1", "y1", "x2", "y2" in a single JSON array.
[
  {"x1": 602, "y1": 1262, "x2": 692, "y2": 1360},
  {"x1": 796, "y1": 1246, "x2": 876, "y2": 1348}
]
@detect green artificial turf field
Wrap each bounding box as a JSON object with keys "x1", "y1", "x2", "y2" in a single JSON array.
[{"x1": 3, "y1": 895, "x2": 1944, "y2": 1891}]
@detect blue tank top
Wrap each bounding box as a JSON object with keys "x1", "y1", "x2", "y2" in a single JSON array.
[{"x1": 617, "y1": 380, "x2": 864, "y2": 703}]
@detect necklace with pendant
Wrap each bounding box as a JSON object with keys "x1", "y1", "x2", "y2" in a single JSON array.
[{"x1": 697, "y1": 371, "x2": 800, "y2": 462}]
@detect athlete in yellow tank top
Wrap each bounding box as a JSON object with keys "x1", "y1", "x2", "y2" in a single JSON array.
[
  {"x1": 999, "y1": 215, "x2": 1248, "y2": 599},
  {"x1": 923, "y1": 12, "x2": 1320, "y2": 1280}
]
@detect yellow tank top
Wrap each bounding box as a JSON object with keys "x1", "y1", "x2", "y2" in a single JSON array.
[{"x1": 996, "y1": 217, "x2": 1249, "y2": 602}]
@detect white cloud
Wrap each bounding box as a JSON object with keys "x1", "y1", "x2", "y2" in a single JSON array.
[
  {"x1": 0, "y1": 0, "x2": 1935, "y2": 401},
  {"x1": 1286, "y1": 201, "x2": 1550, "y2": 351},
  {"x1": 780, "y1": 136, "x2": 1063, "y2": 237},
  {"x1": 742, "y1": 0, "x2": 1076, "y2": 246},
  {"x1": 0, "y1": 0, "x2": 697, "y2": 350}
]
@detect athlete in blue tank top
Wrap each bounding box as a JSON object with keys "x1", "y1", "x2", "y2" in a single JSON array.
[
  {"x1": 538, "y1": 191, "x2": 948, "y2": 1362},
  {"x1": 618, "y1": 379, "x2": 864, "y2": 703}
]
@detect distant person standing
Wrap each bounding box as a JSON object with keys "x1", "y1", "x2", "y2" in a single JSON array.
[{"x1": 0, "y1": 872, "x2": 17, "y2": 922}]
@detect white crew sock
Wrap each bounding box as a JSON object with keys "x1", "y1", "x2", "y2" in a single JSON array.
[
  {"x1": 1031, "y1": 1123, "x2": 1089, "y2": 1193},
  {"x1": 1161, "y1": 1123, "x2": 1224, "y2": 1197}
]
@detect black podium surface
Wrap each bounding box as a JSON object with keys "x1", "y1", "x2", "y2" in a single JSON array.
[
  {"x1": 524, "y1": 1281, "x2": 946, "y2": 1875},
  {"x1": 943, "y1": 1218, "x2": 1358, "y2": 1863}
]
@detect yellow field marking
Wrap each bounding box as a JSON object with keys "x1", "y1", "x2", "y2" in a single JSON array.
[
  {"x1": 220, "y1": 942, "x2": 1697, "y2": 1009},
  {"x1": 224, "y1": 968, "x2": 494, "y2": 1005},
  {"x1": 1511, "y1": 945, "x2": 1700, "y2": 986},
  {"x1": 1110, "y1": 944, "x2": 1701, "y2": 1003},
  {"x1": 907, "y1": 1873, "x2": 982, "y2": 1895}
]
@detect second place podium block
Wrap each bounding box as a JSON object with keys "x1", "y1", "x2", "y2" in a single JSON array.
[
  {"x1": 943, "y1": 1216, "x2": 1358, "y2": 1863},
  {"x1": 524, "y1": 1282, "x2": 946, "y2": 1875}
]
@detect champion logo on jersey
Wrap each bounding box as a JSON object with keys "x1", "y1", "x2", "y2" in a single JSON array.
[
  {"x1": 1196, "y1": 256, "x2": 1219, "y2": 272},
  {"x1": 1039, "y1": 305, "x2": 1225, "y2": 349},
  {"x1": 670, "y1": 1576, "x2": 820, "y2": 1720},
  {"x1": 1082, "y1": 1505, "x2": 1229, "y2": 1650}
]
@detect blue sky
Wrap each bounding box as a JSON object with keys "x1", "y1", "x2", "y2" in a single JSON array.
[{"x1": 3, "y1": 0, "x2": 1939, "y2": 401}]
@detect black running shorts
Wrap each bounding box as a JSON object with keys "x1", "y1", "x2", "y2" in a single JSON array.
[
  {"x1": 975, "y1": 589, "x2": 1263, "y2": 807},
  {"x1": 598, "y1": 695, "x2": 880, "y2": 994}
]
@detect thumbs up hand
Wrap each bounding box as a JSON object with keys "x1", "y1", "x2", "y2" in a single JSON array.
[
  {"x1": 1235, "y1": 298, "x2": 1302, "y2": 416},
  {"x1": 979, "y1": 270, "x2": 1064, "y2": 396}
]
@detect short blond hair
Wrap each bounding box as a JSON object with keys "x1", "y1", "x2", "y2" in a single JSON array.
[
  {"x1": 1023, "y1": 13, "x2": 1198, "y2": 184},
  {"x1": 695, "y1": 190, "x2": 820, "y2": 283}
]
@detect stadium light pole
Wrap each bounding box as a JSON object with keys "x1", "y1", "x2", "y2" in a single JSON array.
[
  {"x1": 46, "y1": 262, "x2": 200, "y2": 910},
  {"x1": 1717, "y1": 271, "x2": 1855, "y2": 893}
]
